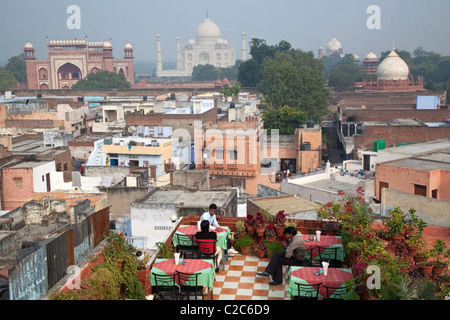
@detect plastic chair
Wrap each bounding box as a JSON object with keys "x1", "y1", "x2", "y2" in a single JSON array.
[
  {"x1": 152, "y1": 273, "x2": 185, "y2": 300},
  {"x1": 175, "y1": 233, "x2": 199, "y2": 259},
  {"x1": 324, "y1": 285, "x2": 349, "y2": 300},
  {"x1": 317, "y1": 246, "x2": 342, "y2": 268},
  {"x1": 195, "y1": 238, "x2": 220, "y2": 271},
  {"x1": 293, "y1": 248, "x2": 315, "y2": 267},
  {"x1": 293, "y1": 282, "x2": 322, "y2": 300},
  {"x1": 176, "y1": 271, "x2": 204, "y2": 300}
]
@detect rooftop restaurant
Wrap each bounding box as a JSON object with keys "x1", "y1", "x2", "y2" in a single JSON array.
[{"x1": 49, "y1": 188, "x2": 450, "y2": 301}]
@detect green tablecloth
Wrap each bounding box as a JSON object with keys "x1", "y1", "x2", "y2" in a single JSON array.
[
  {"x1": 172, "y1": 225, "x2": 230, "y2": 250},
  {"x1": 150, "y1": 258, "x2": 216, "y2": 290}
]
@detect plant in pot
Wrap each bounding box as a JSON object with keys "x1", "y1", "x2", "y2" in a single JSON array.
[
  {"x1": 245, "y1": 214, "x2": 256, "y2": 235},
  {"x1": 430, "y1": 239, "x2": 449, "y2": 276},
  {"x1": 404, "y1": 208, "x2": 427, "y2": 237},
  {"x1": 264, "y1": 224, "x2": 277, "y2": 241},
  {"x1": 235, "y1": 220, "x2": 246, "y2": 238},
  {"x1": 264, "y1": 239, "x2": 284, "y2": 259},
  {"x1": 405, "y1": 233, "x2": 424, "y2": 255},
  {"x1": 274, "y1": 210, "x2": 286, "y2": 236},
  {"x1": 255, "y1": 239, "x2": 267, "y2": 258},
  {"x1": 235, "y1": 233, "x2": 255, "y2": 255},
  {"x1": 384, "y1": 207, "x2": 406, "y2": 243},
  {"x1": 254, "y1": 212, "x2": 266, "y2": 237},
  {"x1": 416, "y1": 249, "x2": 434, "y2": 275}
]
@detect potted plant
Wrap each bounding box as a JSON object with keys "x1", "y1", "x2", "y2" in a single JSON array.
[
  {"x1": 274, "y1": 210, "x2": 286, "y2": 236},
  {"x1": 431, "y1": 240, "x2": 449, "y2": 276},
  {"x1": 384, "y1": 207, "x2": 406, "y2": 243},
  {"x1": 255, "y1": 239, "x2": 266, "y2": 258},
  {"x1": 245, "y1": 214, "x2": 256, "y2": 235},
  {"x1": 264, "y1": 239, "x2": 284, "y2": 259},
  {"x1": 264, "y1": 224, "x2": 277, "y2": 241},
  {"x1": 405, "y1": 233, "x2": 424, "y2": 255},
  {"x1": 404, "y1": 208, "x2": 427, "y2": 237},
  {"x1": 235, "y1": 220, "x2": 246, "y2": 238},
  {"x1": 254, "y1": 212, "x2": 266, "y2": 237},
  {"x1": 235, "y1": 233, "x2": 255, "y2": 255}
]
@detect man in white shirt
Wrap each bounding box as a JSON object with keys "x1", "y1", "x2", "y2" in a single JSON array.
[
  {"x1": 199, "y1": 204, "x2": 238, "y2": 255},
  {"x1": 200, "y1": 204, "x2": 220, "y2": 230}
]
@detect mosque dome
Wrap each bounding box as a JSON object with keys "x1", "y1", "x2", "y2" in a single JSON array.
[
  {"x1": 125, "y1": 42, "x2": 133, "y2": 49},
  {"x1": 327, "y1": 37, "x2": 342, "y2": 52},
  {"x1": 188, "y1": 38, "x2": 196, "y2": 45},
  {"x1": 24, "y1": 42, "x2": 34, "y2": 49},
  {"x1": 365, "y1": 52, "x2": 378, "y2": 60},
  {"x1": 103, "y1": 41, "x2": 112, "y2": 48},
  {"x1": 196, "y1": 18, "x2": 221, "y2": 44},
  {"x1": 376, "y1": 49, "x2": 409, "y2": 81}
]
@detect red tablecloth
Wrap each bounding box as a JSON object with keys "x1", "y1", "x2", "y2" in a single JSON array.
[
  {"x1": 301, "y1": 235, "x2": 342, "y2": 259},
  {"x1": 177, "y1": 225, "x2": 226, "y2": 236},
  {"x1": 152, "y1": 259, "x2": 213, "y2": 286},
  {"x1": 289, "y1": 266, "x2": 354, "y2": 298}
]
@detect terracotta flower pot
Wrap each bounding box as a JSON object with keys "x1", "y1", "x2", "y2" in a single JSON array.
[
  {"x1": 413, "y1": 253, "x2": 428, "y2": 264},
  {"x1": 255, "y1": 227, "x2": 265, "y2": 238},
  {"x1": 246, "y1": 225, "x2": 255, "y2": 235},
  {"x1": 417, "y1": 262, "x2": 434, "y2": 275},
  {"x1": 240, "y1": 246, "x2": 250, "y2": 255},
  {"x1": 432, "y1": 264, "x2": 447, "y2": 276},
  {"x1": 275, "y1": 225, "x2": 285, "y2": 237},
  {"x1": 255, "y1": 248, "x2": 266, "y2": 258}
]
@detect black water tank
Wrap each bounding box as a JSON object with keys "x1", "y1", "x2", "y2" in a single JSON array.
[
  {"x1": 230, "y1": 102, "x2": 235, "y2": 108},
  {"x1": 306, "y1": 120, "x2": 314, "y2": 128}
]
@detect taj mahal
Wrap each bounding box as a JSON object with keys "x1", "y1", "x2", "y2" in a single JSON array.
[{"x1": 156, "y1": 17, "x2": 247, "y2": 78}]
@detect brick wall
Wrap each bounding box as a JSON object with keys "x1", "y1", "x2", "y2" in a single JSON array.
[
  {"x1": 353, "y1": 126, "x2": 450, "y2": 150},
  {"x1": 1, "y1": 168, "x2": 34, "y2": 210},
  {"x1": 343, "y1": 108, "x2": 450, "y2": 123}
]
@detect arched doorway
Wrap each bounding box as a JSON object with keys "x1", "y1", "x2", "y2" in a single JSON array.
[
  {"x1": 57, "y1": 63, "x2": 82, "y2": 81},
  {"x1": 40, "y1": 83, "x2": 49, "y2": 90},
  {"x1": 199, "y1": 52, "x2": 210, "y2": 65},
  {"x1": 91, "y1": 67, "x2": 100, "y2": 74}
]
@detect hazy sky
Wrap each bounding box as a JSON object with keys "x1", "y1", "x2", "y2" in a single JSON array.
[{"x1": 1, "y1": 0, "x2": 449, "y2": 65}]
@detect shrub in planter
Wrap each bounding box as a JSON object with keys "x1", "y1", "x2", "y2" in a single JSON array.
[
  {"x1": 235, "y1": 234, "x2": 255, "y2": 254},
  {"x1": 430, "y1": 240, "x2": 450, "y2": 276}
]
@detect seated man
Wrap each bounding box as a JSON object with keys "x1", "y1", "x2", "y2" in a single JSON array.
[
  {"x1": 256, "y1": 226, "x2": 306, "y2": 285},
  {"x1": 195, "y1": 220, "x2": 223, "y2": 272}
]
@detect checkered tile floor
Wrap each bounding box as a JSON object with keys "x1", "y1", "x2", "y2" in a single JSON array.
[{"x1": 211, "y1": 253, "x2": 291, "y2": 300}]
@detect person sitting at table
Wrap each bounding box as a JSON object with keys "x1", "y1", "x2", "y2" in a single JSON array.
[
  {"x1": 199, "y1": 203, "x2": 238, "y2": 256},
  {"x1": 256, "y1": 226, "x2": 306, "y2": 285},
  {"x1": 195, "y1": 220, "x2": 223, "y2": 272}
]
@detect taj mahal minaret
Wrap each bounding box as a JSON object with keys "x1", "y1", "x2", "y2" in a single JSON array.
[{"x1": 156, "y1": 17, "x2": 246, "y2": 78}]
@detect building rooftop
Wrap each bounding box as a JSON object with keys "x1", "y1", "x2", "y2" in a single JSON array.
[
  {"x1": 385, "y1": 155, "x2": 450, "y2": 171},
  {"x1": 140, "y1": 189, "x2": 234, "y2": 208}
]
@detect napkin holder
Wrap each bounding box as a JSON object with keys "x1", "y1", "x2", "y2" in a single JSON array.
[
  {"x1": 322, "y1": 261, "x2": 329, "y2": 276},
  {"x1": 316, "y1": 230, "x2": 321, "y2": 241},
  {"x1": 174, "y1": 253, "x2": 180, "y2": 265}
]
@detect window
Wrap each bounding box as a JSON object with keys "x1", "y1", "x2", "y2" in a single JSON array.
[
  {"x1": 63, "y1": 163, "x2": 68, "y2": 171},
  {"x1": 13, "y1": 177, "x2": 22, "y2": 189},
  {"x1": 414, "y1": 184, "x2": 427, "y2": 197},
  {"x1": 432, "y1": 189, "x2": 438, "y2": 199},
  {"x1": 215, "y1": 148, "x2": 224, "y2": 160}
]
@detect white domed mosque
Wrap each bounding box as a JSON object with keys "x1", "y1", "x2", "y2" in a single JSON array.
[
  {"x1": 156, "y1": 16, "x2": 246, "y2": 78},
  {"x1": 318, "y1": 37, "x2": 344, "y2": 59},
  {"x1": 355, "y1": 44, "x2": 424, "y2": 91}
]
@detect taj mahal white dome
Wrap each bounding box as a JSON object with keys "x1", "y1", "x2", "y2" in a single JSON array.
[
  {"x1": 327, "y1": 37, "x2": 342, "y2": 52},
  {"x1": 376, "y1": 49, "x2": 409, "y2": 81},
  {"x1": 196, "y1": 18, "x2": 221, "y2": 45}
]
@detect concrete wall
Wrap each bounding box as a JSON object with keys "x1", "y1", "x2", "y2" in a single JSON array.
[
  {"x1": 170, "y1": 169, "x2": 210, "y2": 190},
  {"x1": 381, "y1": 188, "x2": 450, "y2": 227}
]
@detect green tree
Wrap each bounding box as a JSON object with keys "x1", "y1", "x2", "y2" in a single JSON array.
[
  {"x1": 262, "y1": 105, "x2": 307, "y2": 135},
  {"x1": 220, "y1": 81, "x2": 241, "y2": 101},
  {"x1": 0, "y1": 70, "x2": 17, "y2": 90},
  {"x1": 3, "y1": 54, "x2": 27, "y2": 84},
  {"x1": 258, "y1": 50, "x2": 330, "y2": 122},
  {"x1": 327, "y1": 55, "x2": 363, "y2": 92},
  {"x1": 191, "y1": 64, "x2": 219, "y2": 81},
  {"x1": 71, "y1": 70, "x2": 131, "y2": 90}
]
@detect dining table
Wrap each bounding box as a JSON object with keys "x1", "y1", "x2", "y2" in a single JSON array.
[
  {"x1": 172, "y1": 225, "x2": 230, "y2": 251},
  {"x1": 287, "y1": 266, "x2": 355, "y2": 299},
  {"x1": 301, "y1": 234, "x2": 345, "y2": 262},
  {"x1": 150, "y1": 258, "x2": 216, "y2": 291}
]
